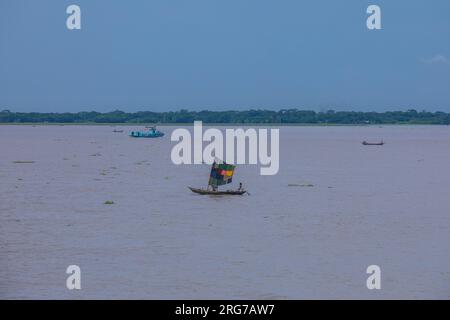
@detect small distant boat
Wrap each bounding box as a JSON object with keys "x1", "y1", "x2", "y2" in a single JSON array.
[
  {"x1": 189, "y1": 161, "x2": 247, "y2": 196},
  {"x1": 113, "y1": 129, "x2": 124, "y2": 133},
  {"x1": 130, "y1": 126, "x2": 164, "y2": 138},
  {"x1": 362, "y1": 141, "x2": 385, "y2": 146}
]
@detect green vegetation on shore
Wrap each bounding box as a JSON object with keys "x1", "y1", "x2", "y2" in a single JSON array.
[{"x1": 1, "y1": 109, "x2": 449, "y2": 125}]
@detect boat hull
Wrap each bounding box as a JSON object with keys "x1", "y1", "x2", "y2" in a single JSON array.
[
  {"x1": 130, "y1": 132, "x2": 164, "y2": 138},
  {"x1": 362, "y1": 141, "x2": 385, "y2": 146},
  {"x1": 188, "y1": 187, "x2": 247, "y2": 195}
]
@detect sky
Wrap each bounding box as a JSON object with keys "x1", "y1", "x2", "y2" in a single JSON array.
[{"x1": 1, "y1": 0, "x2": 450, "y2": 113}]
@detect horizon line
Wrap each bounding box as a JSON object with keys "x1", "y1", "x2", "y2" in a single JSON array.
[{"x1": 2, "y1": 108, "x2": 450, "y2": 114}]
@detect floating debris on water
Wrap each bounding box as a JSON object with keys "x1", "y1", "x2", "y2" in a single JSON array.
[
  {"x1": 13, "y1": 161, "x2": 35, "y2": 164},
  {"x1": 104, "y1": 201, "x2": 115, "y2": 205},
  {"x1": 288, "y1": 183, "x2": 314, "y2": 187},
  {"x1": 135, "y1": 160, "x2": 150, "y2": 166}
]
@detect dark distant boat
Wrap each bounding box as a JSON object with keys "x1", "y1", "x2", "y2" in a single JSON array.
[
  {"x1": 189, "y1": 161, "x2": 247, "y2": 196},
  {"x1": 130, "y1": 126, "x2": 164, "y2": 138},
  {"x1": 113, "y1": 129, "x2": 124, "y2": 133},
  {"x1": 362, "y1": 141, "x2": 385, "y2": 146}
]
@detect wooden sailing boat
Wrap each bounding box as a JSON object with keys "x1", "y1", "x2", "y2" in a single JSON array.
[{"x1": 189, "y1": 161, "x2": 247, "y2": 195}]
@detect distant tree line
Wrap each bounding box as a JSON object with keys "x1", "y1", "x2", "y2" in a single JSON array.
[{"x1": 1, "y1": 109, "x2": 449, "y2": 125}]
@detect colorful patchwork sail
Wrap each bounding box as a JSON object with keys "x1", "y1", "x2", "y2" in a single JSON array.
[
  {"x1": 188, "y1": 160, "x2": 247, "y2": 195},
  {"x1": 208, "y1": 162, "x2": 236, "y2": 187}
]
